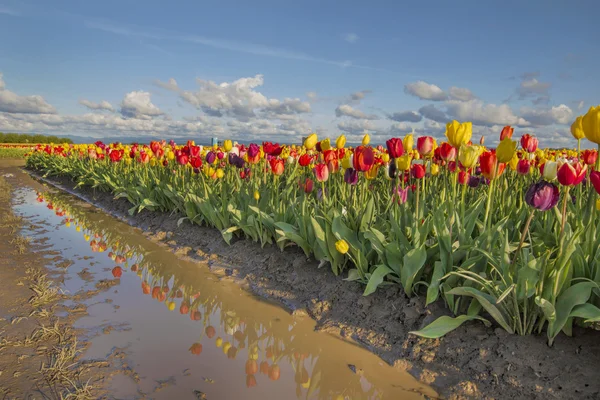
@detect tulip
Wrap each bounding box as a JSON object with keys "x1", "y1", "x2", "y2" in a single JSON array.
[
  {"x1": 253, "y1": 191, "x2": 260, "y2": 201},
  {"x1": 557, "y1": 161, "x2": 587, "y2": 186},
  {"x1": 320, "y1": 138, "x2": 332, "y2": 152},
  {"x1": 571, "y1": 116, "x2": 585, "y2": 141},
  {"x1": 458, "y1": 145, "x2": 479, "y2": 168},
  {"x1": 439, "y1": 142, "x2": 456, "y2": 162},
  {"x1": 517, "y1": 159, "x2": 530, "y2": 175},
  {"x1": 335, "y1": 134, "x2": 346, "y2": 149},
  {"x1": 411, "y1": 164, "x2": 426, "y2": 179},
  {"x1": 542, "y1": 161, "x2": 558, "y2": 180},
  {"x1": 597, "y1": 199, "x2": 600, "y2": 211},
  {"x1": 520, "y1": 134, "x2": 538, "y2": 153},
  {"x1": 362, "y1": 133, "x2": 370, "y2": 146},
  {"x1": 263, "y1": 142, "x2": 282, "y2": 156},
  {"x1": 314, "y1": 164, "x2": 329, "y2": 182},
  {"x1": 190, "y1": 156, "x2": 202, "y2": 169},
  {"x1": 223, "y1": 140, "x2": 233, "y2": 152},
  {"x1": 206, "y1": 151, "x2": 216, "y2": 164},
  {"x1": 480, "y1": 151, "x2": 505, "y2": 180},
  {"x1": 335, "y1": 240, "x2": 349, "y2": 254},
  {"x1": 269, "y1": 158, "x2": 284, "y2": 175},
  {"x1": 581, "y1": 149, "x2": 598, "y2": 166},
  {"x1": 525, "y1": 180, "x2": 560, "y2": 211},
  {"x1": 386, "y1": 138, "x2": 404, "y2": 158},
  {"x1": 500, "y1": 125, "x2": 514, "y2": 141},
  {"x1": 190, "y1": 145, "x2": 201, "y2": 158},
  {"x1": 386, "y1": 162, "x2": 398, "y2": 179},
  {"x1": 445, "y1": 120, "x2": 472, "y2": 148},
  {"x1": 344, "y1": 168, "x2": 359, "y2": 185},
  {"x1": 430, "y1": 163, "x2": 440, "y2": 176},
  {"x1": 590, "y1": 171, "x2": 600, "y2": 195},
  {"x1": 468, "y1": 176, "x2": 481, "y2": 188},
  {"x1": 302, "y1": 178, "x2": 314, "y2": 193},
  {"x1": 496, "y1": 138, "x2": 517, "y2": 163},
  {"x1": 176, "y1": 154, "x2": 189, "y2": 166},
  {"x1": 365, "y1": 164, "x2": 379, "y2": 180},
  {"x1": 353, "y1": 146, "x2": 375, "y2": 172},
  {"x1": 458, "y1": 170, "x2": 469, "y2": 185},
  {"x1": 417, "y1": 136, "x2": 434, "y2": 157},
  {"x1": 582, "y1": 105, "x2": 600, "y2": 144},
  {"x1": 395, "y1": 155, "x2": 411, "y2": 171},
  {"x1": 298, "y1": 153, "x2": 311, "y2": 167},
  {"x1": 403, "y1": 134, "x2": 414, "y2": 152}
]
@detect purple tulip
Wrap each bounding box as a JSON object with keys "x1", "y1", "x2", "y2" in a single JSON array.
[
  {"x1": 468, "y1": 176, "x2": 481, "y2": 188},
  {"x1": 394, "y1": 186, "x2": 409, "y2": 204},
  {"x1": 205, "y1": 151, "x2": 216, "y2": 164},
  {"x1": 344, "y1": 168, "x2": 359, "y2": 185},
  {"x1": 228, "y1": 153, "x2": 245, "y2": 168},
  {"x1": 525, "y1": 180, "x2": 560, "y2": 211},
  {"x1": 248, "y1": 143, "x2": 260, "y2": 158}
]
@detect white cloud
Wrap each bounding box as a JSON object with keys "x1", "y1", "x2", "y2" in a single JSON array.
[
  {"x1": 335, "y1": 104, "x2": 378, "y2": 120},
  {"x1": 120, "y1": 91, "x2": 163, "y2": 119},
  {"x1": 404, "y1": 81, "x2": 447, "y2": 101},
  {"x1": 446, "y1": 99, "x2": 529, "y2": 127},
  {"x1": 448, "y1": 86, "x2": 476, "y2": 102},
  {"x1": 418, "y1": 104, "x2": 449, "y2": 123},
  {"x1": 387, "y1": 122, "x2": 414, "y2": 135},
  {"x1": 388, "y1": 110, "x2": 422, "y2": 123},
  {"x1": 337, "y1": 119, "x2": 376, "y2": 135},
  {"x1": 577, "y1": 100, "x2": 585, "y2": 110},
  {"x1": 0, "y1": 73, "x2": 56, "y2": 114},
  {"x1": 79, "y1": 99, "x2": 115, "y2": 112},
  {"x1": 519, "y1": 104, "x2": 573, "y2": 126},
  {"x1": 343, "y1": 33, "x2": 359, "y2": 43}
]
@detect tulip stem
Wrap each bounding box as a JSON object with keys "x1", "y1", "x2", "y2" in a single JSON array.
[
  {"x1": 511, "y1": 209, "x2": 535, "y2": 265},
  {"x1": 415, "y1": 181, "x2": 420, "y2": 221},
  {"x1": 483, "y1": 172, "x2": 496, "y2": 231},
  {"x1": 559, "y1": 186, "x2": 570, "y2": 238}
]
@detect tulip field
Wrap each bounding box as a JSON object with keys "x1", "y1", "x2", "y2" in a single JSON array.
[{"x1": 25, "y1": 106, "x2": 600, "y2": 344}]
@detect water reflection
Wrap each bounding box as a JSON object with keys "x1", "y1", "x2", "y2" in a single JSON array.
[{"x1": 29, "y1": 188, "x2": 438, "y2": 400}]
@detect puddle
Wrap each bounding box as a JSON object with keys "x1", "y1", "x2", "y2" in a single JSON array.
[{"x1": 8, "y1": 167, "x2": 438, "y2": 399}]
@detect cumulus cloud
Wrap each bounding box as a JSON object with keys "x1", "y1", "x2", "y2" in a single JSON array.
[
  {"x1": 404, "y1": 81, "x2": 447, "y2": 101},
  {"x1": 418, "y1": 104, "x2": 449, "y2": 123},
  {"x1": 519, "y1": 104, "x2": 573, "y2": 126},
  {"x1": 120, "y1": 91, "x2": 164, "y2": 119},
  {"x1": 0, "y1": 73, "x2": 56, "y2": 114},
  {"x1": 337, "y1": 119, "x2": 376, "y2": 135},
  {"x1": 387, "y1": 122, "x2": 414, "y2": 135},
  {"x1": 156, "y1": 74, "x2": 310, "y2": 120},
  {"x1": 388, "y1": 110, "x2": 422, "y2": 123},
  {"x1": 343, "y1": 33, "x2": 359, "y2": 43},
  {"x1": 446, "y1": 99, "x2": 529, "y2": 127},
  {"x1": 79, "y1": 99, "x2": 114, "y2": 112},
  {"x1": 448, "y1": 86, "x2": 476, "y2": 102},
  {"x1": 335, "y1": 104, "x2": 378, "y2": 120}
]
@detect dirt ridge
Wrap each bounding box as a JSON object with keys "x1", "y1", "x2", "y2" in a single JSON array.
[{"x1": 28, "y1": 170, "x2": 600, "y2": 400}]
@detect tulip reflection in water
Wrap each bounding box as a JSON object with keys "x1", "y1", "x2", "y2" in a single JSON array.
[{"x1": 36, "y1": 191, "x2": 434, "y2": 400}]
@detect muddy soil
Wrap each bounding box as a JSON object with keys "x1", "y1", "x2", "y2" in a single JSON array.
[
  {"x1": 28, "y1": 170, "x2": 600, "y2": 400},
  {"x1": 0, "y1": 169, "x2": 121, "y2": 399}
]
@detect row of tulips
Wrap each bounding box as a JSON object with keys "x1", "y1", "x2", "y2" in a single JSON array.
[
  {"x1": 38, "y1": 191, "x2": 413, "y2": 400},
  {"x1": 26, "y1": 105, "x2": 600, "y2": 343}
]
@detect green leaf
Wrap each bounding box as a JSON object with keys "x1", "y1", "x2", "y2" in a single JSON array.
[
  {"x1": 447, "y1": 286, "x2": 514, "y2": 333},
  {"x1": 401, "y1": 245, "x2": 427, "y2": 296},
  {"x1": 410, "y1": 315, "x2": 490, "y2": 339},
  {"x1": 570, "y1": 303, "x2": 600, "y2": 323},
  {"x1": 548, "y1": 281, "x2": 598, "y2": 344},
  {"x1": 363, "y1": 265, "x2": 392, "y2": 296}
]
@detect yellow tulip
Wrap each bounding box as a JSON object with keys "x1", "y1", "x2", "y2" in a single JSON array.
[
  {"x1": 596, "y1": 198, "x2": 600, "y2": 211},
  {"x1": 445, "y1": 120, "x2": 473, "y2": 148},
  {"x1": 570, "y1": 116, "x2": 585, "y2": 140},
  {"x1": 403, "y1": 134, "x2": 414, "y2": 151},
  {"x1": 304, "y1": 133, "x2": 318, "y2": 150},
  {"x1": 335, "y1": 239, "x2": 349, "y2": 254},
  {"x1": 167, "y1": 302, "x2": 176, "y2": 311},
  {"x1": 430, "y1": 163, "x2": 440, "y2": 176},
  {"x1": 458, "y1": 145, "x2": 479, "y2": 168},
  {"x1": 509, "y1": 154, "x2": 519, "y2": 171},
  {"x1": 380, "y1": 153, "x2": 390, "y2": 163},
  {"x1": 395, "y1": 155, "x2": 411, "y2": 171},
  {"x1": 167, "y1": 151, "x2": 175, "y2": 160},
  {"x1": 365, "y1": 164, "x2": 379, "y2": 180},
  {"x1": 341, "y1": 155, "x2": 352, "y2": 169},
  {"x1": 223, "y1": 139, "x2": 233, "y2": 152},
  {"x1": 336, "y1": 134, "x2": 346, "y2": 149},
  {"x1": 582, "y1": 105, "x2": 600, "y2": 144},
  {"x1": 253, "y1": 190, "x2": 260, "y2": 201},
  {"x1": 215, "y1": 337, "x2": 223, "y2": 348},
  {"x1": 216, "y1": 169, "x2": 224, "y2": 179},
  {"x1": 321, "y1": 138, "x2": 332, "y2": 151},
  {"x1": 496, "y1": 138, "x2": 517, "y2": 163},
  {"x1": 362, "y1": 133, "x2": 370, "y2": 146}
]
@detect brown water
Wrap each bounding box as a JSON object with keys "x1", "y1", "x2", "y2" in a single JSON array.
[{"x1": 6, "y1": 164, "x2": 438, "y2": 400}]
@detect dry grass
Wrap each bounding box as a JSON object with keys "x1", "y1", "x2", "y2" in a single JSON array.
[
  {"x1": 28, "y1": 269, "x2": 62, "y2": 309},
  {"x1": 10, "y1": 235, "x2": 29, "y2": 254}
]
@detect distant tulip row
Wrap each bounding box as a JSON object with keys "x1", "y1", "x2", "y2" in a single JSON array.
[{"x1": 26, "y1": 105, "x2": 600, "y2": 343}]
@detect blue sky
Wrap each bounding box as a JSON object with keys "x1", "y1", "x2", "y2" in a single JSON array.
[{"x1": 0, "y1": 0, "x2": 598, "y2": 147}]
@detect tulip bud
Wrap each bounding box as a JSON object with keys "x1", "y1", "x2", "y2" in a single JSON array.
[
  {"x1": 403, "y1": 134, "x2": 414, "y2": 152},
  {"x1": 335, "y1": 134, "x2": 346, "y2": 149},
  {"x1": 253, "y1": 191, "x2": 260, "y2": 201},
  {"x1": 582, "y1": 105, "x2": 600, "y2": 144},
  {"x1": 525, "y1": 180, "x2": 560, "y2": 211},
  {"x1": 335, "y1": 240, "x2": 349, "y2": 254},
  {"x1": 304, "y1": 133, "x2": 318, "y2": 150},
  {"x1": 362, "y1": 133, "x2": 370, "y2": 146},
  {"x1": 223, "y1": 140, "x2": 233, "y2": 152}
]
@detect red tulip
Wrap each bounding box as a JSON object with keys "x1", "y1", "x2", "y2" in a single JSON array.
[
  {"x1": 439, "y1": 142, "x2": 456, "y2": 162},
  {"x1": 416, "y1": 136, "x2": 434, "y2": 156},
  {"x1": 302, "y1": 178, "x2": 314, "y2": 193},
  {"x1": 205, "y1": 326, "x2": 216, "y2": 338},
  {"x1": 177, "y1": 154, "x2": 189, "y2": 165},
  {"x1": 590, "y1": 171, "x2": 600, "y2": 194},
  {"x1": 269, "y1": 158, "x2": 285, "y2": 175},
  {"x1": 517, "y1": 159, "x2": 530, "y2": 175},
  {"x1": 139, "y1": 152, "x2": 150, "y2": 164},
  {"x1": 323, "y1": 149, "x2": 337, "y2": 163},
  {"x1": 112, "y1": 266, "x2": 122, "y2": 278},
  {"x1": 180, "y1": 301, "x2": 189, "y2": 315},
  {"x1": 314, "y1": 164, "x2": 329, "y2": 182},
  {"x1": 246, "y1": 375, "x2": 257, "y2": 388},
  {"x1": 263, "y1": 142, "x2": 282, "y2": 156},
  {"x1": 190, "y1": 156, "x2": 202, "y2": 169},
  {"x1": 480, "y1": 151, "x2": 505, "y2": 180},
  {"x1": 458, "y1": 170, "x2": 469, "y2": 185},
  {"x1": 353, "y1": 146, "x2": 375, "y2": 172},
  {"x1": 109, "y1": 149, "x2": 124, "y2": 162},
  {"x1": 500, "y1": 126, "x2": 514, "y2": 141},
  {"x1": 298, "y1": 154, "x2": 312, "y2": 167},
  {"x1": 189, "y1": 343, "x2": 203, "y2": 355},
  {"x1": 190, "y1": 145, "x2": 201, "y2": 158},
  {"x1": 411, "y1": 164, "x2": 426, "y2": 179},
  {"x1": 520, "y1": 134, "x2": 538, "y2": 153},
  {"x1": 581, "y1": 149, "x2": 598, "y2": 166},
  {"x1": 557, "y1": 161, "x2": 587, "y2": 186},
  {"x1": 385, "y1": 138, "x2": 404, "y2": 158}
]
